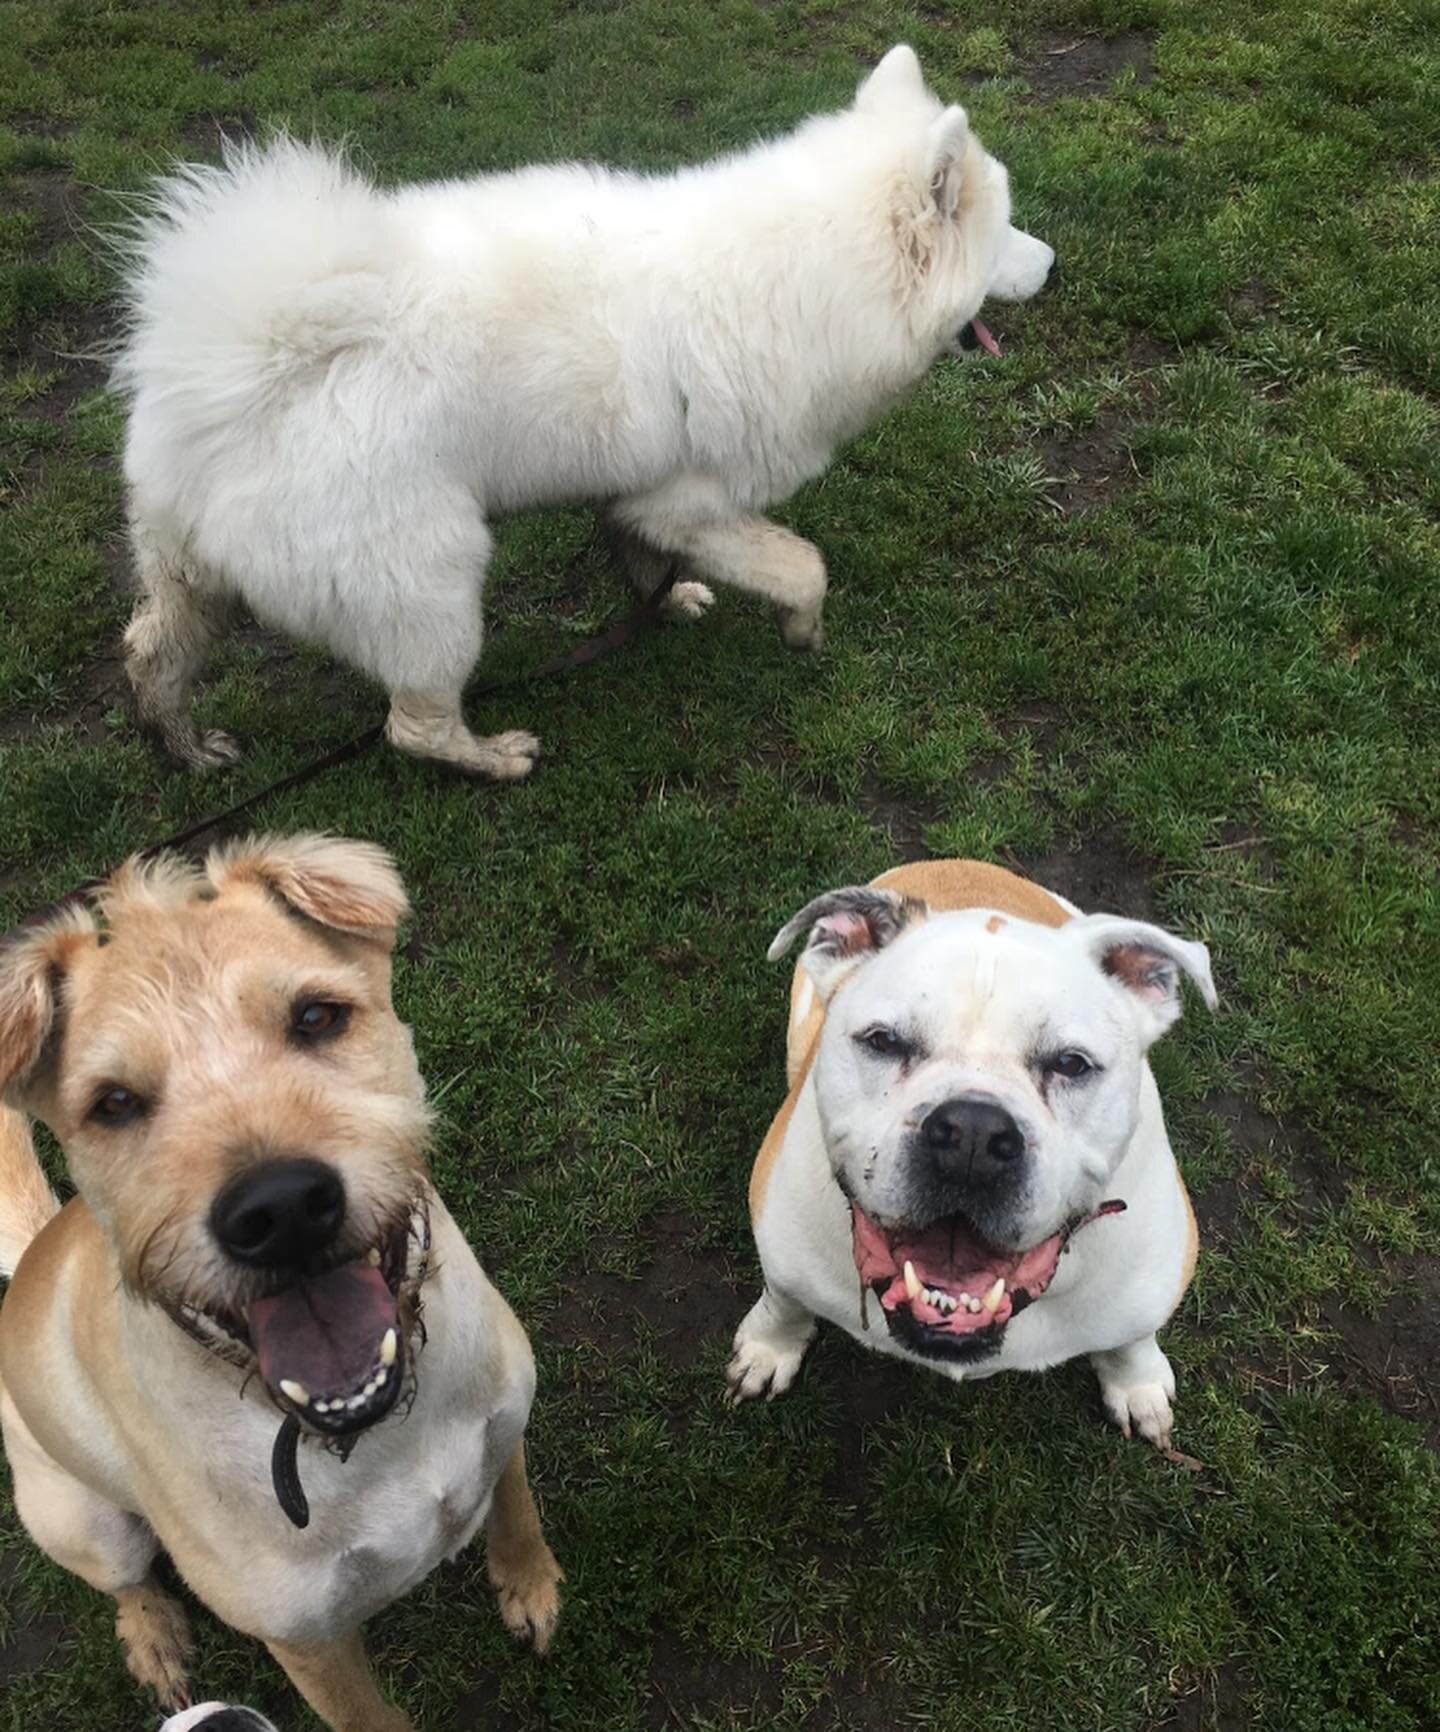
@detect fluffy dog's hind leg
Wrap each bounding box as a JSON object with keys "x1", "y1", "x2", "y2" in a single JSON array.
[
  {"x1": 727, "y1": 1285, "x2": 817, "y2": 1403},
  {"x1": 376, "y1": 523, "x2": 541, "y2": 781},
  {"x1": 3, "y1": 1392, "x2": 192, "y2": 1707},
  {"x1": 124, "y1": 520, "x2": 239, "y2": 772},
  {"x1": 605, "y1": 517, "x2": 715, "y2": 624},
  {"x1": 485, "y1": 1440, "x2": 562, "y2": 1653}
]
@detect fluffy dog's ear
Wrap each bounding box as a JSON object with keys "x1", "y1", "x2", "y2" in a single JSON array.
[
  {"x1": 925, "y1": 106, "x2": 971, "y2": 217},
  {"x1": 857, "y1": 44, "x2": 927, "y2": 112},
  {"x1": 768, "y1": 887, "x2": 927, "y2": 998},
  {"x1": 0, "y1": 912, "x2": 94, "y2": 1098},
  {"x1": 1071, "y1": 916, "x2": 1218, "y2": 1044},
  {"x1": 208, "y1": 834, "x2": 410, "y2": 945}
]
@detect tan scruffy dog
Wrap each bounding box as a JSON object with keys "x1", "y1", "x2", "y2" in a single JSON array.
[{"x1": 0, "y1": 836, "x2": 561, "y2": 1732}]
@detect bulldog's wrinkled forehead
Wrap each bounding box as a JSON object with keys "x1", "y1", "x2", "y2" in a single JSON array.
[{"x1": 833, "y1": 909, "x2": 1130, "y2": 1040}]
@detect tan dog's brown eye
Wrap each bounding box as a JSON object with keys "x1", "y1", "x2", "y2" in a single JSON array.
[
  {"x1": 293, "y1": 1000, "x2": 351, "y2": 1041},
  {"x1": 90, "y1": 1086, "x2": 145, "y2": 1127}
]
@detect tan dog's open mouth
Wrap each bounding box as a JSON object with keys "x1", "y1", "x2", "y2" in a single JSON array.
[
  {"x1": 172, "y1": 1207, "x2": 429, "y2": 1439},
  {"x1": 850, "y1": 1198, "x2": 1125, "y2": 1357}
]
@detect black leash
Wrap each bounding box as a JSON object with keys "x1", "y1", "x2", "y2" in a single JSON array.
[{"x1": 2, "y1": 566, "x2": 680, "y2": 944}]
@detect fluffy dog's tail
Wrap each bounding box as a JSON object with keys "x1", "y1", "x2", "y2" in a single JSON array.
[
  {"x1": 0, "y1": 1105, "x2": 59, "y2": 1279},
  {"x1": 110, "y1": 134, "x2": 391, "y2": 420}
]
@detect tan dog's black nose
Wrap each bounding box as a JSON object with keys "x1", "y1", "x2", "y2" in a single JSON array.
[
  {"x1": 920, "y1": 1096, "x2": 1023, "y2": 1185},
  {"x1": 210, "y1": 1158, "x2": 346, "y2": 1267}
]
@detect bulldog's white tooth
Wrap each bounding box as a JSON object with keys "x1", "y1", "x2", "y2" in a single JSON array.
[
  {"x1": 982, "y1": 1277, "x2": 1006, "y2": 1315},
  {"x1": 364, "y1": 1377, "x2": 379, "y2": 1397},
  {"x1": 380, "y1": 1327, "x2": 397, "y2": 1367},
  {"x1": 367, "y1": 1246, "x2": 382, "y2": 1267},
  {"x1": 313, "y1": 1399, "x2": 329, "y2": 1414},
  {"x1": 967, "y1": 1296, "x2": 982, "y2": 1314},
  {"x1": 279, "y1": 1379, "x2": 310, "y2": 1407},
  {"x1": 903, "y1": 1261, "x2": 923, "y2": 1301},
  {"x1": 348, "y1": 1393, "x2": 365, "y2": 1410}
]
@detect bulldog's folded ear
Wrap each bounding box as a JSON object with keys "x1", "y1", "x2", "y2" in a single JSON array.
[
  {"x1": 207, "y1": 834, "x2": 409, "y2": 945},
  {"x1": 767, "y1": 887, "x2": 927, "y2": 998},
  {"x1": 1071, "y1": 916, "x2": 1217, "y2": 1043}
]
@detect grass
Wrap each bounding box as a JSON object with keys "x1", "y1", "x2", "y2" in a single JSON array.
[{"x1": 1, "y1": 1, "x2": 1438, "y2": 1728}]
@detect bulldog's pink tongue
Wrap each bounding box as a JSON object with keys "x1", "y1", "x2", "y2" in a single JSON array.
[
  {"x1": 248, "y1": 1262, "x2": 396, "y2": 1398},
  {"x1": 969, "y1": 317, "x2": 1001, "y2": 357}
]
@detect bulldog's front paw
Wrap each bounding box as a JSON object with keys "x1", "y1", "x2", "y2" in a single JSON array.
[
  {"x1": 727, "y1": 1291, "x2": 816, "y2": 1403},
  {"x1": 1092, "y1": 1338, "x2": 1177, "y2": 1451}
]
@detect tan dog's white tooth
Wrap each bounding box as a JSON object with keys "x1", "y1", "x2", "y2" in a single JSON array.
[
  {"x1": 982, "y1": 1277, "x2": 1005, "y2": 1316},
  {"x1": 903, "y1": 1260, "x2": 923, "y2": 1301},
  {"x1": 367, "y1": 1247, "x2": 382, "y2": 1267},
  {"x1": 279, "y1": 1379, "x2": 310, "y2": 1407},
  {"x1": 380, "y1": 1327, "x2": 397, "y2": 1366}
]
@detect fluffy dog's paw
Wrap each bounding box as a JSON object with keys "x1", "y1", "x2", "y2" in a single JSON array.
[
  {"x1": 174, "y1": 726, "x2": 242, "y2": 771},
  {"x1": 1100, "y1": 1379, "x2": 1176, "y2": 1452},
  {"x1": 659, "y1": 581, "x2": 715, "y2": 623},
  {"x1": 490, "y1": 1548, "x2": 563, "y2": 1654},
  {"x1": 115, "y1": 1584, "x2": 193, "y2": 1710},
  {"x1": 777, "y1": 608, "x2": 824, "y2": 653},
  {"x1": 467, "y1": 728, "x2": 542, "y2": 782}
]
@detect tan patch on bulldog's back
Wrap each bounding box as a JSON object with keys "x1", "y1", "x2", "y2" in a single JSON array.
[{"x1": 754, "y1": 859, "x2": 1073, "y2": 1223}]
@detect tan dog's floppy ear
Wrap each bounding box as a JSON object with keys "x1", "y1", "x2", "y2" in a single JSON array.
[
  {"x1": 1070, "y1": 915, "x2": 1218, "y2": 1045},
  {"x1": 0, "y1": 911, "x2": 95, "y2": 1098},
  {"x1": 856, "y1": 43, "x2": 927, "y2": 113},
  {"x1": 768, "y1": 886, "x2": 927, "y2": 1000},
  {"x1": 208, "y1": 834, "x2": 410, "y2": 944}
]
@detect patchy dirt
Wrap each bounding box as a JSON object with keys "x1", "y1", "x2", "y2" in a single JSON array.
[
  {"x1": 1019, "y1": 31, "x2": 1155, "y2": 101},
  {"x1": 545, "y1": 1208, "x2": 742, "y2": 1369},
  {"x1": 1039, "y1": 410, "x2": 1140, "y2": 514},
  {"x1": 854, "y1": 775, "x2": 943, "y2": 861},
  {"x1": 643, "y1": 1628, "x2": 780, "y2": 1728},
  {"x1": 0, "y1": 1551, "x2": 66, "y2": 1685},
  {"x1": 1156, "y1": 1658, "x2": 1253, "y2": 1731},
  {"x1": 1018, "y1": 823, "x2": 1159, "y2": 917},
  {"x1": 1322, "y1": 1258, "x2": 1440, "y2": 1448}
]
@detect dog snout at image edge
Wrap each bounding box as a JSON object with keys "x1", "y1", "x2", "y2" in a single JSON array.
[
  {"x1": 0, "y1": 837, "x2": 561, "y2": 1732},
  {"x1": 730, "y1": 858, "x2": 1214, "y2": 1451},
  {"x1": 114, "y1": 43, "x2": 1052, "y2": 780}
]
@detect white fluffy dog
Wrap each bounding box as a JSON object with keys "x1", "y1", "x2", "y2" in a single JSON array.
[{"x1": 115, "y1": 45, "x2": 1054, "y2": 778}]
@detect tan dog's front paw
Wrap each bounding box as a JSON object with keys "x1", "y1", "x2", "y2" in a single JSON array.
[
  {"x1": 115, "y1": 1583, "x2": 193, "y2": 1710},
  {"x1": 490, "y1": 1546, "x2": 563, "y2": 1654}
]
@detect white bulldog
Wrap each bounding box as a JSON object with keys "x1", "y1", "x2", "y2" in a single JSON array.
[{"x1": 729, "y1": 860, "x2": 1216, "y2": 1449}]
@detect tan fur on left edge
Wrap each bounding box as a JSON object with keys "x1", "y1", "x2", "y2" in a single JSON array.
[{"x1": 0, "y1": 837, "x2": 560, "y2": 1732}]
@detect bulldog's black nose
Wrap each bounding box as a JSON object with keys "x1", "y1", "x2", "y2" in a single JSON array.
[
  {"x1": 210, "y1": 1158, "x2": 346, "y2": 1267},
  {"x1": 920, "y1": 1097, "x2": 1024, "y2": 1185}
]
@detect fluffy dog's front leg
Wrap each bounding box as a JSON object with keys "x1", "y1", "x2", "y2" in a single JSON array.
[
  {"x1": 615, "y1": 486, "x2": 827, "y2": 652},
  {"x1": 1090, "y1": 1334, "x2": 1177, "y2": 1450},
  {"x1": 727, "y1": 1285, "x2": 817, "y2": 1403}
]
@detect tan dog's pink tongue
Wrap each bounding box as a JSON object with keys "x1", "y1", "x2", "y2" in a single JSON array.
[{"x1": 249, "y1": 1263, "x2": 395, "y2": 1396}]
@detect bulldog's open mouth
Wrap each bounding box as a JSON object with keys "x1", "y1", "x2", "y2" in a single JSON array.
[
  {"x1": 850, "y1": 1198, "x2": 1125, "y2": 1357},
  {"x1": 172, "y1": 1208, "x2": 428, "y2": 1440}
]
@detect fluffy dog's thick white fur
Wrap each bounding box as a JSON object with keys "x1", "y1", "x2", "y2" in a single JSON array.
[{"x1": 115, "y1": 44, "x2": 1053, "y2": 777}]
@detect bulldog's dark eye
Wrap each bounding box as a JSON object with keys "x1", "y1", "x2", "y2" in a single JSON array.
[
  {"x1": 857, "y1": 1026, "x2": 912, "y2": 1061},
  {"x1": 1046, "y1": 1050, "x2": 1096, "y2": 1081},
  {"x1": 90, "y1": 1085, "x2": 145, "y2": 1127},
  {"x1": 292, "y1": 1000, "x2": 351, "y2": 1042}
]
